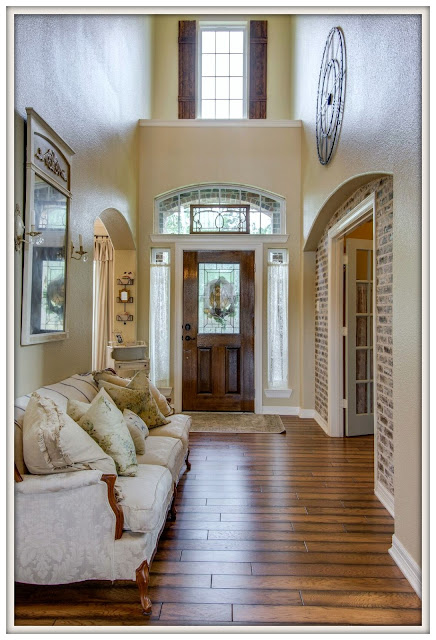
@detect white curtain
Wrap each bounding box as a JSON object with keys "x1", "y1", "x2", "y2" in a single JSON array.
[
  {"x1": 267, "y1": 261, "x2": 289, "y2": 389},
  {"x1": 150, "y1": 262, "x2": 170, "y2": 387},
  {"x1": 92, "y1": 236, "x2": 114, "y2": 370}
]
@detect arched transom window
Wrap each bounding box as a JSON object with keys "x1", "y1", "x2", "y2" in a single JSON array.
[{"x1": 155, "y1": 184, "x2": 286, "y2": 235}]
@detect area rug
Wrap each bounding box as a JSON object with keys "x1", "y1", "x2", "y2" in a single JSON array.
[{"x1": 184, "y1": 412, "x2": 285, "y2": 434}]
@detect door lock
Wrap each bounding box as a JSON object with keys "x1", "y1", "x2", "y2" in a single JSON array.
[{"x1": 185, "y1": 323, "x2": 191, "y2": 331}]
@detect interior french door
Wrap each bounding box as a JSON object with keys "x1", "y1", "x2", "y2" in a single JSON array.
[
  {"x1": 345, "y1": 238, "x2": 375, "y2": 436},
  {"x1": 182, "y1": 250, "x2": 255, "y2": 412}
]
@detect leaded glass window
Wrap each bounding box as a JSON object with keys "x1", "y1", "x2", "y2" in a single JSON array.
[
  {"x1": 198, "y1": 263, "x2": 240, "y2": 334},
  {"x1": 155, "y1": 185, "x2": 285, "y2": 235},
  {"x1": 150, "y1": 248, "x2": 171, "y2": 387},
  {"x1": 267, "y1": 249, "x2": 289, "y2": 389}
]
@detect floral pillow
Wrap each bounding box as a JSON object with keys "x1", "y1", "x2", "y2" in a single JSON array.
[
  {"x1": 78, "y1": 388, "x2": 138, "y2": 476},
  {"x1": 93, "y1": 370, "x2": 130, "y2": 388},
  {"x1": 129, "y1": 371, "x2": 173, "y2": 417},
  {"x1": 98, "y1": 380, "x2": 170, "y2": 429},
  {"x1": 67, "y1": 398, "x2": 148, "y2": 456},
  {"x1": 122, "y1": 409, "x2": 149, "y2": 455}
]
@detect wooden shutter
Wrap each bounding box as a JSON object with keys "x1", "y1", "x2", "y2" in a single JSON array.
[
  {"x1": 249, "y1": 20, "x2": 267, "y2": 119},
  {"x1": 178, "y1": 20, "x2": 196, "y2": 119}
]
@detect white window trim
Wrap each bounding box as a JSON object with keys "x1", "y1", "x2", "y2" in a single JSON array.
[{"x1": 197, "y1": 21, "x2": 248, "y2": 120}]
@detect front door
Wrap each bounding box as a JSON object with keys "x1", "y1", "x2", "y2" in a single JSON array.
[
  {"x1": 182, "y1": 250, "x2": 255, "y2": 412},
  {"x1": 345, "y1": 238, "x2": 374, "y2": 436}
]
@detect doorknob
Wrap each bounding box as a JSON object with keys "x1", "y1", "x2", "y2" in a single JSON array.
[{"x1": 184, "y1": 335, "x2": 195, "y2": 341}]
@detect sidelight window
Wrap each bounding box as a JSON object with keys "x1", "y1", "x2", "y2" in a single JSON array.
[
  {"x1": 149, "y1": 248, "x2": 170, "y2": 387},
  {"x1": 267, "y1": 249, "x2": 289, "y2": 389}
]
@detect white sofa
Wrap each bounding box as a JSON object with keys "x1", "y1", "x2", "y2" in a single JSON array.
[{"x1": 14, "y1": 372, "x2": 191, "y2": 614}]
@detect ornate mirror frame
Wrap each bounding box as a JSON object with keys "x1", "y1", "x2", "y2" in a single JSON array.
[{"x1": 21, "y1": 108, "x2": 75, "y2": 345}]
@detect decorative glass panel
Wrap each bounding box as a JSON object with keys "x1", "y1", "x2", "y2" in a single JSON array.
[
  {"x1": 190, "y1": 205, "x2": 249, "y2": 234},
  {"x1": 198, "y1": 263, "x2": 240, "y2": 334},
  {"x1": 30, "y1": 175, "x2": 68, "y2": 336},
  {"x1": 155, "y1": 185, "x2": 284, "y2": 235}
]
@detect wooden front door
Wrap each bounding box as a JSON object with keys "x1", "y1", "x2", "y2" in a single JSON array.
[{"x1": 182, "y1": 250, "x2": 255, "y2": 412}]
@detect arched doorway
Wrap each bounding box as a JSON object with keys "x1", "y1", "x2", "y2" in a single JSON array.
[{"x1": 92, "y1": 209, "x2": 136, "y2": 370}]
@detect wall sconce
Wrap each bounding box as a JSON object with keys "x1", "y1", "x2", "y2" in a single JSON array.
[
  {"x1": 14, "y1": 205, "x2": 44, "y2": 251},
  {"x1": 70, "y1": 234, "x2": 88, "y2": 262}
]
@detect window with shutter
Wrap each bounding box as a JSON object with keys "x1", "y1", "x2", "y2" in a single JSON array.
[{"x1": 178, "y1": 20, "x2": 267, "y2": 120}]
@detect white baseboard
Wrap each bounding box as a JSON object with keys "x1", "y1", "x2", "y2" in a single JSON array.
[
  {"x1": 389, "y1": 535, "x2": 422, "y2": 598},
  {"x1": 262, "y1": 406, "x2": 299, "y2": 415},
  {"x1": 298, "y1": 408, "x2": 315, "y2": 419},
  {"x1": 313, "y1": 410, "x2": 329, "y2": 434},
  {"x1": 374, "y1": 481, "x2": 395, "y2": 517}
]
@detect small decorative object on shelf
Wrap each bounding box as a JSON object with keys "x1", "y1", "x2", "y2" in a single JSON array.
[
  {"x1": 117, "y1": 289, "x2": 133, "y2": 304},
  {"x1": 119, "y1": 271, "x2": 135, "y2": 285},
  {"x1": 113, "y1": 332, "x2": 124, "y2": 345},
  {"x1": 117, "y1": 312, "x2": 133, "y2": 323}
]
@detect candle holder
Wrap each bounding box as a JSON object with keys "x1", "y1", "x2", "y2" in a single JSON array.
[
  {"x1": 70, "y1": 238, "x2": 88, "y2": 262},
  {"x1": 14, "y1": 205, "x2": 44, "y2": 251}
]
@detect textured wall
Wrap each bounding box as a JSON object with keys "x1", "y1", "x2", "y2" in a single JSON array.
[
  {"x1": 13, "y1": 14, "x2": 152, "y2": 395},
  {"x1": 294, "y1": 13, "x2": 422, "y2": 565},
  {"x1": 315, "y1": 177, "x2": 394, "y2": 495}
]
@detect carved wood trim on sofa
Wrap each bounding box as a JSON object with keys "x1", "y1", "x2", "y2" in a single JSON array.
[{"x1": 101, "y1": 474, "x2": 124, "y2": 540}]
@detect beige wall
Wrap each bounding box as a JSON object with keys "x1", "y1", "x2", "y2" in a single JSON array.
[
  {"x1": 13, "y1": 13, "x2": 152, "y2": 395},
  {"x1": 152, "y1": 14, "x2": 293, "y2": 120},
  {"x1": 293, "y1": 14, "x2": 423, "y2": 566},
  {"x1": 137, "y1": 123, "x2": 301, "y2": 407}
]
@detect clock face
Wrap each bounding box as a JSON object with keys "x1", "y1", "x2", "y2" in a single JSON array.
[{"x1": 316, "y1": 27, "x2": 346, "y2": 165}]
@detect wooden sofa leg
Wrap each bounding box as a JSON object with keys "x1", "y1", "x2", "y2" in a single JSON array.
[
  {"x1": 168, "y1": 484, "x2": 177, "y2": 521},
  {"x1": 186, "y1": 448, "x2": 192, "y2": 472},
  {"x1": 135, "y1": 560, "x2": 152, "y2": 615}
]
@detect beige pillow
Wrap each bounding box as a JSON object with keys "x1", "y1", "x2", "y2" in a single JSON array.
[
  {"x1": 98, "y1": 380, "x2": 170, "y2": 429},
  {"x1": 123, "y1": 409, "x2": 149, "y2": 455},
  {"x1": 67, "y1": 398, "x2": 147, "y2": 456},
  {"x1": 78, "y1": 388, "x2": 138, "y2": 477},
  {"x1": 23, "y1": 393, "x2": 116, "y2": 476},
  {"x1": 93, "y1": 370, "x2": 130, "y2": 388}
]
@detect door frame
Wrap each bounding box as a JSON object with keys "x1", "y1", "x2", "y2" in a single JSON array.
[
  {"x1": 174, "y1": 239, "x2": 263, "y2": 414},
  {"x1": 327, "y1": 193, "x2": 377, "y2": 439}
]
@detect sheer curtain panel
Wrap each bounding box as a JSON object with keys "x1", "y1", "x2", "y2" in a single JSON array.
[{"x1": 92, "y1": 236, "x2": 114, "y2": 370}]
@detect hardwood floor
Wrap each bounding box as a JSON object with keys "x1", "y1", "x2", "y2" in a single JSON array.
[{"x1": 14, "y1": 417, "x2": 422, "y2": 628}]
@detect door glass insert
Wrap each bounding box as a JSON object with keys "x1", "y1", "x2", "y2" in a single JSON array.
[{"x1": 198, "y1": 263, "x2": 240, "y2": 334}]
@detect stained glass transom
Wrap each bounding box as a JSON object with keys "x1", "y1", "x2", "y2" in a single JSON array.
[
  {"x1": 155, "y1": 185, "x2": 284, "y2": 235},
  {"x1": 198, "y1": 263, "x2": 240, "y2": 334}
]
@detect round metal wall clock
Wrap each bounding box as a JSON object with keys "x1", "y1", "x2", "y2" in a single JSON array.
[{"x1": 316, "y1": 27, "x2": 346, "y2": 165}]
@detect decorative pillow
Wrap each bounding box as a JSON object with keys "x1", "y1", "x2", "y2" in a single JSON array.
[
  {"x1": 66, "y1": 398, "x2": 147, "y2": 455},
  {"x1": 98, "y1": 380, "x2": 170, "y2": 429},
  {"x1": 23, "y1": 393, "x2": 117, "y2": 476},
  {"x1": 66, "y1": 398, "x2": 91, "y2": 423},
  {"x1": 93, "y1": 370, "x2": 130, "y2": 388},
  {"x1": 78, "y1": 388, "x2": 138, "y2": 476},
  {"x1": 128, "y1": 371, "x2": 173, "y2": 417},
  {"x1": 123, "y1": 409, "x2": 149, "y2": 455}
]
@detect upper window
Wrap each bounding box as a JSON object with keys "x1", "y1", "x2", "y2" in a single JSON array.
[
  {"x1": 198, "y1": 23, "x2": 247, "y2": 119},
  {"x1": 155, "y1": 184, "x2": 285, "y2": 235}
]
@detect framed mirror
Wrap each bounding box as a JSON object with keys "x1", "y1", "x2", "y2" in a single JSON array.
[{"x1": 21, "y1": 109, "x2": 75, "y2": 345}]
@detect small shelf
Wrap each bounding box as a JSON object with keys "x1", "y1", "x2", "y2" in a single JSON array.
[
  {"x1": 116, "y1": 297, "x2": 134, "y2": 304},
  {"x1": 117, "y1": 278, "x2": 134, "y2": 285},
  {"x1": 116, "y1": 314, "x2": 134, "y2": 322}
]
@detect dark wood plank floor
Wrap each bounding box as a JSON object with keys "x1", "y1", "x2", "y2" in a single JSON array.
[{"x1": 14, "y1": 417, "x2": 422, "y2": 628}]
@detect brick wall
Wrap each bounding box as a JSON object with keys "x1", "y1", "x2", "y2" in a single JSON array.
[{"x1": 314, "y1": 176, "x2": 394, "y2": 496}]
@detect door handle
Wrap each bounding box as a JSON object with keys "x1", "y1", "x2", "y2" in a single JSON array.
[{"x1": 184, "y1": 335, "x2": 195, "y2": 341}]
